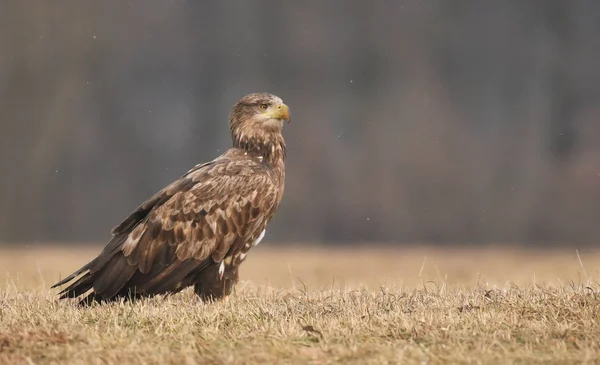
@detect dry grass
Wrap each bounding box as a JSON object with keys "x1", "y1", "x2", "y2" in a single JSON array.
[{"x1": 1, "y1": 244, "x2": 600, "y2": 364}]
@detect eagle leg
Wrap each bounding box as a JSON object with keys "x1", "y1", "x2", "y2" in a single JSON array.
[{"x1": 193, "y1": 258, "x2": 240, "y2": 302}]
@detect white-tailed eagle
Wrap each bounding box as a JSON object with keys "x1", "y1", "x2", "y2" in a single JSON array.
[{"x1": 52, "y1": 92, "x2": 290, "y2": 304}]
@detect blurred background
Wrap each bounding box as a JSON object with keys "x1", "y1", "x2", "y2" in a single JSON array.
[{"x1": 1, "y1": 1, "x2": 600, "y2": 246}]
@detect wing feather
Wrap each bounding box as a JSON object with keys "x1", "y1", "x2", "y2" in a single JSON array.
[
  {"x1": 93, "y1": 255, "x2": 137, "y2": 298},
  {"x1": 52, "y1": 154, "x2": 280, "y2": 302}
]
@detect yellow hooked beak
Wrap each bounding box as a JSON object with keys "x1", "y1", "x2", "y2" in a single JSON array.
[{"x1": 269, "y1": 103, "x2": 290, "y2": 123}]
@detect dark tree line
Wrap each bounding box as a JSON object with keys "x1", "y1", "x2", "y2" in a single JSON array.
[{"x1": 1, "y1": 1, "x2": 600, "y2": 245}]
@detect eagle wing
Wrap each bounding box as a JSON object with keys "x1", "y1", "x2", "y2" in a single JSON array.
[{"x1": 52, "y1": 155, "x2": 280, "y2": 302}]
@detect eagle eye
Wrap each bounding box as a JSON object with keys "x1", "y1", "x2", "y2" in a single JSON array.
[{"x1": 259, "y1": 104, "x2": 268, "y2": 110}]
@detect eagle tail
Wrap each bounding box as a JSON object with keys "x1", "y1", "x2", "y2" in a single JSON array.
[
  {"x1": 57, "y1": 273, "x2": 95, "y2": 300},
  {"x1": 91, "y1": 254, "x2": 138, "y2": 298},
  {"x1": 79, "y1": 292, "x2": 100, "y2": 306},
  {"x1": 51, "y1": 262, "x2": 92, "y2": 289}
]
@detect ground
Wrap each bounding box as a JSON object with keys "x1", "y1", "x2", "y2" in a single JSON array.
[{"x1": 1, "y1": 244, "x2": 600, "y2": 364}]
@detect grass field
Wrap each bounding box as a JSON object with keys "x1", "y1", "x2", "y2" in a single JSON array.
[{"x1": 1, "y1": 244, "x2": 600, "y2": 364}]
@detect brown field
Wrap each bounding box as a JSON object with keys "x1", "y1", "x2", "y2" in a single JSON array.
[{"x1": 1, "y1": 244, "x2": 600, "y2": 364}]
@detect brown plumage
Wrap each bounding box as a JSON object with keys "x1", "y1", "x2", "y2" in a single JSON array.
[{"x1": 52, "y1": 93, "x2": 290, "y2": 304}]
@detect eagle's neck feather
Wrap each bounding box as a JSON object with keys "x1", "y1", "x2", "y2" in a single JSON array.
[{"x1": 232, "y1": 131, "x2": 286, "y2": 169}]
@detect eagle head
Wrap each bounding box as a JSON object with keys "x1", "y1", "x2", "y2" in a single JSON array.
[{"x1": 229, "y1": 93, "x2": 290, "y2": 137}]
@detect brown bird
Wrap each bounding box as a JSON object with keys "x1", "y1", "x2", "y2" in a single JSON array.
[{"x1": 52, "y1": 92, "x2": 290, "y2": 304}]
